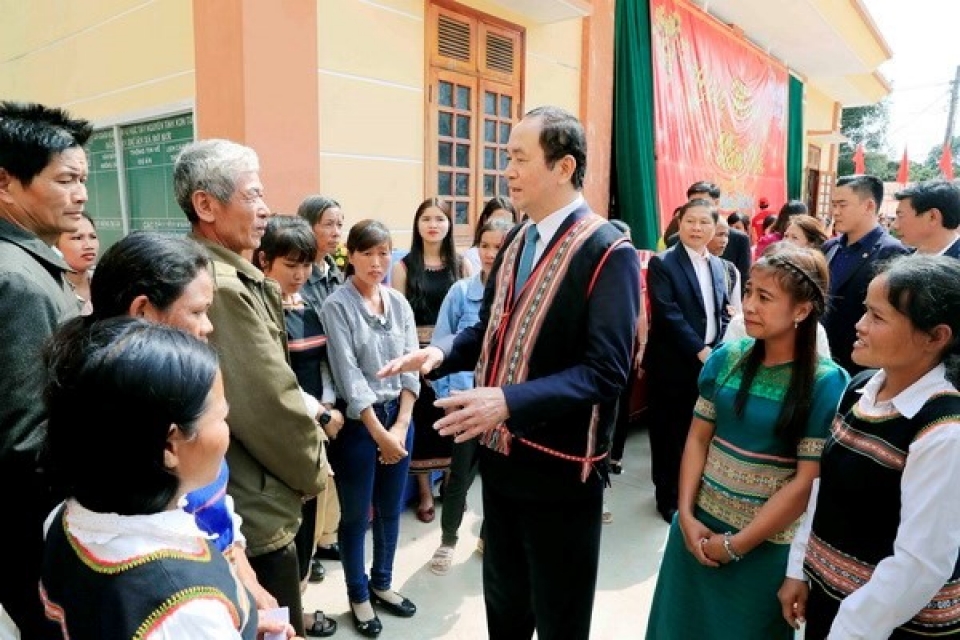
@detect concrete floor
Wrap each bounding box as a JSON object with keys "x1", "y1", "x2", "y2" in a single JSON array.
[{"x1": 303, "y1": 425, "x2": 668, "y2": 639}]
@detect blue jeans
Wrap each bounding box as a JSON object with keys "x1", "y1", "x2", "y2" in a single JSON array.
[{"x1": 328, "y1": 399, "x2": 413, "y2": 603}]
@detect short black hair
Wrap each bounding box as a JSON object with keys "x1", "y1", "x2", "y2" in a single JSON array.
[
  {"x1": 0, "y1": 102, "x2": 93, "y2": 185},
  {"x1": 687, "y1": 181, "x2": 721, "y2": 200},
  {"x1": 90, "y1": 232, "x2": 210, "y2": 320},
  {"x1": 882, "y1": 254, "x2": 960, "y2": 385},
  {"x1": 727, "y1": 211, "x2": 749, "y2": 227},
  {"x1": 44, "y1": 317, "x2": 219, "y2": 515},
  {"x1": 525, "y1": 106, "x2": 587, "y2": 190},
  {"x1": 836, "y1": 174, "x2": 884, "y2": 211},
  {"x1": 297, "y1": 195, "x2": 341, "y2": 227},
  {"x1": 256, "y1": 215, "x2": 317, "y2": 269},
  {"x1": 473, "y1": 197, "x2": 518, "y2": 246},
  {"x1": 894, "y1": 179, "x2": 960, "y2": 230},
  {"x1": 677, "y1": 198, "x2": 718, "y2": 223},
  {"x1": 773, "y1": 200, "x2": 809, "y2": 234}
]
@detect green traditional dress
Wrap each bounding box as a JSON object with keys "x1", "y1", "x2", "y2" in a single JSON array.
[{"x1": 646, "y1": 338, "x2": 847, "y2": 639}]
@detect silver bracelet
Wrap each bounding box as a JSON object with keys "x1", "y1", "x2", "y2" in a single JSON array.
[{"x1": 722, "y1": 532, "x2": 743, "y2": 562}]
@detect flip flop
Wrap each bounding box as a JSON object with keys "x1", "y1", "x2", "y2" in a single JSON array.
[{"x1": 304, "y1": 610, "x2": 337, "y2": 638}]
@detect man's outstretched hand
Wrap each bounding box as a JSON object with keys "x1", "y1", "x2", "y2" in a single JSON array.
[
  {"x1": 377, "y1": 346, "x2": 445, "y2": 378},
  {"x1": 434, "y1": 387, "x2": 509, "y2": 443}
]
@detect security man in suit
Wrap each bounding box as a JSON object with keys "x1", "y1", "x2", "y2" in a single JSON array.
[
  {"x1": 378, "y1": 106, "x2": 640, "y2": 640},
  {"x1": 822, "y1": 174, "x2": 909, "y2": 374}
]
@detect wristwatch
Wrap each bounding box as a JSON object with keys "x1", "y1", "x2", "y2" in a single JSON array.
[{"x1": 318, "y1": 410, "x2": 333, "y2": 427}]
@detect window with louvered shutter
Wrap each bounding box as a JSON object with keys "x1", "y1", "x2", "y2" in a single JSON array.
[{"x1": 427, "y1": 2, "x2": 524, "y2": 241}]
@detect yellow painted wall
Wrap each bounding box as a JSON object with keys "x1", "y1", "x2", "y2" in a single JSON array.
[
  {"x1": 317, "y1": 0, "x2": 585, "y2": 247},
  {"x1": 524, "y1": 20, "x2": 583, "y2": 115},
  {"x1": 805, "y1": 83, "x2": 841, "y2": 172},
  {"x1": 455, "y1": 0, "x2": 584, "y2": 114},
  {"x1": 0, "y1": 0, "x2": 195, "y2": 124},
  {"x1": 316, "y1": 0, "x2": 426, "y2": 246},
  {"x1": 805, "y1": 85, "x2": 835, "y2": 134},
  {"x1": 811, "y1": 0, "x2": 889, "y2": 70}
]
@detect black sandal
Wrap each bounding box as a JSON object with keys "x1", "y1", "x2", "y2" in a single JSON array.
[{"x1": 304, "y1": 610, "x2": 337, "y2": 638}]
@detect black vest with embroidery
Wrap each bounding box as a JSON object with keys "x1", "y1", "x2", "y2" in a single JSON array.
[
  {"x1": 478, "y1": 219, "x2": 626, "y2": 495},
  {"x1": 804, "y1": 393, "x2": 960, "y2": 636},
  {"x1": 40, "y1": 507, "x2": 257, "y2": 639}
]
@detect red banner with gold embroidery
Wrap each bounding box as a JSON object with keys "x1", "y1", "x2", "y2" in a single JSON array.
[{"x1": 650, "y1": 0, "x2": 788, "y2": 230}]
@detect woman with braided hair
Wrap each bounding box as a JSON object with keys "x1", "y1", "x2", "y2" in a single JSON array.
[{"x1": 646, "y1": 245, "x2": 848, "y2": 639}]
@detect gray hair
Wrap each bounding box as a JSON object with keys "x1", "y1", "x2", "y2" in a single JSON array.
[{"x1": 174, "y1": 139, "x2": 259, "y2": 224}]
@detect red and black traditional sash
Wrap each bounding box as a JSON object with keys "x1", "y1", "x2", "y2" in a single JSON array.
[{"x1": 476, "y1": 215, "x2": 627, "y2": 481}]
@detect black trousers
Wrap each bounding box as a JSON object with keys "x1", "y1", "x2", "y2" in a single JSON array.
[
  {"x1": 609, "y1": 364, "x2": 636, "y2": 462},
  {"x1": 646, "y1": 367, "x2": 700, "y2": 514},
  {"x1": 248, "y1": 541, "x2": 305, "y2": 636},
  {"x1": 804, "y1": 578, "x2": 928, "y2": 639},
  {"x1": 2, "y1": 473, "x2": 54, "y2": 640},
  {"x1": 294, "y1": 497, "x2": 319, "y2": 582},
  {"x1": 481, "y1": 478, "x2": 603, "y2": 640}
]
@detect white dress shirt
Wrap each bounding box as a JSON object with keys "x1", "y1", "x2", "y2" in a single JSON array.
[
  {"x1": 526, "y1": 195, "x2": 585, "y2": 265},
  {"x1": 682, "y1": 243, "x2": 717, "y2": 344},
  {"x1": 786, "y1": 364, "x2": 960, "y2": 639},
  {"x1": 936, "y1": 235, "x2": 960, "y2": 256}
]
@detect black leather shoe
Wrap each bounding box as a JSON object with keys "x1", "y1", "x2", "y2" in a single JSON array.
[
  {"x1": 314, "y1": 543, "x2": 340, "y2": 561},
  {"x1": 350, "y1": 603, "x2": 382, "y2": 638},
  {"x1": 370, "y1": 590, "x2": 417, "y2": 618},
  {"x1": 308, "y1": 559, "x2": 326, "y2": 583}
]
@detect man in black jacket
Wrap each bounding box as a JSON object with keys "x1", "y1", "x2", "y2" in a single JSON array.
[
  {"x1": 665, "y1": 181, "x2": 751, "y2": 289},
  {"x1": 0, "y1": 101, "x2": 91, "y2": 637},
  {"x1": 822, "y1": 174, "x2": 909, "y2": 374}
]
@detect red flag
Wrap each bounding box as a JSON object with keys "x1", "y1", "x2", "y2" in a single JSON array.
[
  {"x1": 852, "y1": 143, "x2": 866, "y2": 174},
  {"x1": 897, "y1": 147, "x2": 909, "y2": 184},
  {"x1": 940, "y1": 143, "x2": 955, "y2": 180}
]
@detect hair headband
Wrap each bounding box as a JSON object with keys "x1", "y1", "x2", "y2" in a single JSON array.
[{"x1": 765, "y1": 256, "x2": 826, "y2": 310}]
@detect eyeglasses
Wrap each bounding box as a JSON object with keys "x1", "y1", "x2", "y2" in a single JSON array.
[{"x1": 235, "y1": 188, "x2": 266, "y2": 205}]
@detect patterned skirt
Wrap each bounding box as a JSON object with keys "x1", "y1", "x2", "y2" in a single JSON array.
[
  {"x1": 409, "y1": 381, "x2": 452, "y2": 473},
  {"x1": 645, "y1": 510, "x2": 794, "y2": 640}
]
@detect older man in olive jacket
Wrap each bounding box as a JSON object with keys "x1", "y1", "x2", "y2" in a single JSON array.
[
  {"x1": 0, "y1": 102, "x2": 90, "y2": 638},
  {"x1": 174, "y1": 139, "x2": 330, "y2": 637}
]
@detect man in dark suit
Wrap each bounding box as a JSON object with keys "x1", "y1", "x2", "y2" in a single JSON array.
[
  {"x1": 379, "y1": 106, "x2": 640, "y2": 640},
  {"x1": 643, "y1": 200, "x2": 731, "y2": 522},
  {"x1": 892, "y1": 179, "x2": 960, "y2": 258},
  {"x1": 721, "y1": 227, "x2": 751, "y2": 291},
  {"x1": 822, "y1": 174, "x2": 909, "y2": 374},
  {"x1": 662, "y1": 181, "x2": 720, "y2": 246},
  {"x1": 665, "y1": 182, "x2": 751, "y2": 289}
]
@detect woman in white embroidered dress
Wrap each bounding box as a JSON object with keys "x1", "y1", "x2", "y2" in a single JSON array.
[{"x1": 39, "y1": 318, "x2": 296, "y2": 639}]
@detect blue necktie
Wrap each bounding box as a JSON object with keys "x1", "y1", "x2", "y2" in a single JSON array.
[{"x1": 515, "y1": 225, "x2": 540, "y2": 291}]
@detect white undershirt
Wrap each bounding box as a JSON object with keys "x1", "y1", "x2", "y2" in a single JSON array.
[
  {"x1": 786, "y1": 364, "x2": 960, "y2": 639},
  {"x1": 683, "y1": 243, "x2": 717, "y2": 344}
]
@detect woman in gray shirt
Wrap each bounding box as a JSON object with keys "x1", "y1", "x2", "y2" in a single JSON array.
[{"x1": 320, "y1": 219, "x2": 420, "y2": 638}]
